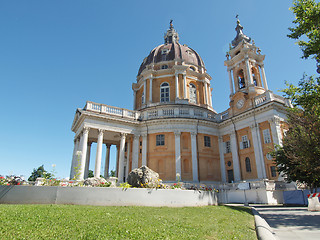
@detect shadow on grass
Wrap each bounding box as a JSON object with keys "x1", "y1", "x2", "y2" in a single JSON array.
[{"x1": 223, "y1": 205, "x2": 254, "y2": 215}]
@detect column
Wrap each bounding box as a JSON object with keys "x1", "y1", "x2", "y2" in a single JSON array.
[
  {"x1": 94, "y1": 129, "x2": 104, "y2": 177},
  {"x1": 218, "y1": 136, "x2": 227, "y2": 182},
  {"x1": 245, "y1": 57, "x2": 254, "y2": 85},
  {"x1": 269, "y1": 117, "x2": 282, "y2": 146},
  {"x1": 132, "y1": 134, "x2": 140, "y2": 169},
  {"x1": 260, "y1": 64, "x2": 269, "y2": 90},
  {"x1": 190, "y1": 132, "x2": 198, "y2": 182},
  {"x1": 175, "y1": 73, "x2": 179, "y2": 99},
  {"x1": 230, "y1": 132, "x2": 241, "y2": 181},
  {"x1": 143, "y1": 80, "x2": 146, "y2": 104},
  {"x1": 208, "y1": 86, "x2": 213, "y2": 107},
  {"x1": 141, "y1": 134, "x2": 147, "y2": 166},
  {"x1": 104, "y1": 144, "x2": 111, "y2": 178},
  {"x1": 174, "y1": 131, "x2": 181, "y2": 179},
  {"x1": 79, "y1": 127, "x2": 89, "y2": 180},
  {"x1": 204, "y1": 82, "x2": 209, "y2": 105},
  {"x1": 133, "y1": 90, "x2": 137, "y2": 110},
  {"x1": 70, "y1": 138, "x2": 80, "y2": 179},
  {"x1": 250, "y1": 125, "x2": 267, "y2": 179},
  {"x1": 84, "y1": 142, "x2": 92, "y2": 179},
  {"x1": 126, "y1": 138, "x2": 131, "y2": 180},
  {"x1": 149, "y1": 77, "x2": 153, "y2": 103},
  {"x1": 228, "y1": 68, "x2": 234, "y2": 96},
  {"x1": 115, "y1": 145, "x2": 119, "y2": 177},
  {"x1": 183, "y1": 74, "x2": 187, "y2": 99},
  {"x1": 118, "y1": 133, "x2": 127, "y2": 183}
]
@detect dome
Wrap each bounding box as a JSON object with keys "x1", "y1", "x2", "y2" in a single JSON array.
[{"x1": 137, "y1": 21, "x2": 205, "y2": 76}]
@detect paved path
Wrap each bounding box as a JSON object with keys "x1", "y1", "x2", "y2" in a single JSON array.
[{"x1": 253, "y1": 205, "x2": 320, "y2": 240}]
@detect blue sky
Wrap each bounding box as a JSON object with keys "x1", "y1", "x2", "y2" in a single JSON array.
[{"x1": 0, "y1": 0, "x2": 316, "y2": 179}]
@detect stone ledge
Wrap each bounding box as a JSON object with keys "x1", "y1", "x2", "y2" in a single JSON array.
[{"x1": 0, "y1": 186, "x2": 218, "y2": 207}]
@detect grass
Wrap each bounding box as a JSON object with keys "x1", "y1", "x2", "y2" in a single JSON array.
[{"x1": 0, "y1": 204, "x2": 257, "y2": 240}]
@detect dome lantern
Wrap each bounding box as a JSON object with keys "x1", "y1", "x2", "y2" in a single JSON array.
[{"x1": 164, "y1": 20, "x2": 179, "y2": 44}]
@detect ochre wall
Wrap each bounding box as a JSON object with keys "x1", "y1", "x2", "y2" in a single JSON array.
[
  {"x1": 197, "y1": 133, "x2": 221, "y2": 181},
  {"x1": 180, "y1": 132, "x2": 192, "y2": 181},
  {"x1": 147, "y1": 132, "x2": 175, "y2": 181},
  {"x1": 259, "y1": 121, "x2": 278, "y2": 180},
  {"x1": 236, "y1": 127, "x2": 258, "y2": 180}
]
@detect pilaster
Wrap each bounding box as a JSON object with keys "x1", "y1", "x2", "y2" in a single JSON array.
[
  {"x1": 218, "y1": 136, "x2": 227, "y2": 182},
  {"x1": 230, "y1": 131, "x2": 241, "y2": 181},
  {"x1": 141, "y1": 134, "x2": 147, "y2": 166},
  {"x1": 190, "y1": 132, "x2": 198, "y2": 182},
  {"x1": 250, "y1": 124, "x2": 266, "y2": 179},
  {"x1": 174, "y1": 131, "x2": 181, "y2": 179}
]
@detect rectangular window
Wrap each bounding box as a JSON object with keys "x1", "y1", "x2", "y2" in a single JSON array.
[
  {"x1": 241, "y1": 135, "x2": 250, "y2": 149},
  {"x1": 225, "y1": 141, "x2": 231, "y2": 153},
  {"x1": 140, "y1": 141, "x2": 142, "y2": 146},
  {"x1": 125, "y1": 143, "x2": 127, "y2": 152},
  {"x1": 156, "y1": 134, "x2": 165, "y2": 146},
  {"x1": 263, "y1": 129, "x2": 272, "y2": 144},
  {"x1": 204, "y1": 136, "x2": 211, "y2": 147},
  {"x1": 270, "y1": 166, "x2": 277, "y2": 177}
]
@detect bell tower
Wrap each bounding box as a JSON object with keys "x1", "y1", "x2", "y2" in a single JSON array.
[{"x1": 224, "y1": 18, "x2": 270, "y2": 113}]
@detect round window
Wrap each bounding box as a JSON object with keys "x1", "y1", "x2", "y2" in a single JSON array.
[{"x1": 227, "y1": 161, "x2": 232, "y2": 167}]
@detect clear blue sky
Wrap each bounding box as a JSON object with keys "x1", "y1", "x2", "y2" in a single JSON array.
[{"x1": 0, "y1": 0, "x2": 316, "y2": 179}]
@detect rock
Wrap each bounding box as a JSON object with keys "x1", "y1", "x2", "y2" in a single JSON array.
[
  {"x1": 83, "y1": 177, "x2": 107, "y2": 187},
  {"x1": 127, "y1": 166, "x2": 161, "y2": 188}
]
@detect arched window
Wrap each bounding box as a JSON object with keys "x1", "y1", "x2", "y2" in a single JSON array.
[
  {"x1": 245, "y1": 157, "x2": 252, "y2": 173},
  {"x1": 252, "y1": 68, "x2": 258, "y2": 86},
  {"x1": 238, "y1": 69, "x2": 245, "y2": 89},
  {"x1": 160, "y1": 82, "x2": 170, "y2": 102},
  {"x1": 189, "y1": 83, "x2": 197, "y2": 103}
]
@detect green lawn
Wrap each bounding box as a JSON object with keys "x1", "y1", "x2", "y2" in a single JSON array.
[{"x1": 0, "y1": 204, "x2": 256, "y2": 240}]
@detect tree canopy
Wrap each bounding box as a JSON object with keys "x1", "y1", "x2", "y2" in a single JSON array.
[
  {"x1": 272, "y1": 0, "x2": 320, "y2": 191},
  {"x1": 28, "y1": 165, "x2": 52, "y2": 182},
  {"x1": 288, "y1": 0, "x2": 320, "y2": 66},
  {"x1": 273, "y1": 77, "x2": 320, "y2": 190}
]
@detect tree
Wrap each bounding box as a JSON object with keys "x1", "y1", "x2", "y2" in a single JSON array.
[
  {"x1": 288, "y1": 0, "x2": 320, "y2": 72},
  {"x1": 88, "y1": 170, "x2": 94, "y2": 178},
  {"x1": 273, "y1": 76, "x2": 320, "y2": 191},
  {"x1": 28, "y1": 165, "x2": 52, "y2": 182},
  {"x1": 272, "y1": 0, "x2": 320, "y2": 192}
]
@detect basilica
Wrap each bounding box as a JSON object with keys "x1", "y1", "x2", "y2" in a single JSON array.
[{"x1": 70, "y1": 20, "x2": 290, "y2": 183}]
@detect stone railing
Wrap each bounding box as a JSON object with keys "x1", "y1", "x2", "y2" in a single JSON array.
[
  {"x1": 140, "y1": 105, "x2": 219, "y2": 122},
  {"x1": 84, "y1": 91, "x2": 291, "y2": 123},
  {"x1": 84, "y1": 101, "x2": 140, "y2": 120},
  {"x1": 254, "y1": 91, "x2": 291, "y2": 108}
]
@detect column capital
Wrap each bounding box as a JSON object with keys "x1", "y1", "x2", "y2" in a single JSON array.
[
  {"x1": 250, "y1": 124, "x2": 258, "y2": 130},
  {"x1": 268, "y1": 116, "x2": 281, "y2": 125},
  {"x1": 133, "y1": 134, "x2": 140, "y2": 140},
  {"x1": 83, "y1": 127, "x2": 90, "y2": 134},
  {"x1": 174, "y1": 131, "x2": 181, "y2": 137},
  {"x1": 106, "y1": 143, "x2": 111, "y2": 148},
  {"x1": 218, "y1": 136, "x2": 223, "y2": 141},
  {"x1": 141, "y1": 133, "x2": 147, "y2": 138},
  {"x1": 190, "y1": 131, "x2": 197, "y2": 137},
  {"x1": 98, "y1": 129, "x2": 104, "y2": 135},
  {"x1": 120, "y1": 133, "x2": 127, "y2": 138}
]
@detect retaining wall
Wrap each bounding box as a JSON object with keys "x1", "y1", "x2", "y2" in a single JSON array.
[{"x1": 0, "y1": 186, "x2": 218, "y2": 207}]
